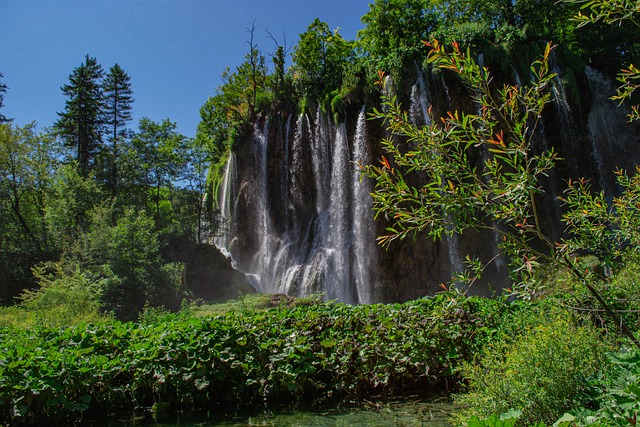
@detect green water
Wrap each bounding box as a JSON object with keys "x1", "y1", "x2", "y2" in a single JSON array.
[{"x1": 93, "y1": 399, "x2": 457, "y2": 426}]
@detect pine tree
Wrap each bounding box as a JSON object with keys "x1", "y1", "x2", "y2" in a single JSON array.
[
  {"x1": 0, "y1": 71, "x2": 10, "y2": 123},
  {"x1": 103, "y1": 63, "x2": 134, "y2": 198},
  {"x1": 55, "y1": 55, "x2": 105, "y2": 176}
]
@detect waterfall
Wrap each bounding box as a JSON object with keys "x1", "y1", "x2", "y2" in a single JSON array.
[
  {"x1": 352, "y1": 109, "x2": 377, "y2": 304},
  {"x1": 445, "y1": 231, "x2": 464, "y2": 279},
  {"x1": 512, "y1": 66, "x2": 522, "y2": 87},
  {"x1": 535, "y1": 119, "x2": 563, "y2": 240},
  {"x1": 210, "y1": 59, "x2": 640, "y2": 303},
  {"x1": 470, "y1": 70, "x2": 505, "y2": 276},
  {"x1": 551, "y1": 70, "x2": 581, "y2": 179},
  {"x1": 584, "y1": 65, "x2": 637, "y2": 197},
  {"x1": 250, "y1": 122, "x2": 271, "y2": 292},
  {"x1": 440, "y1": 75, "x2": 452, "y2": 104},
  {"x1": 215, "y1": 108, "x2": 381, "y2": 304},
  {"x1": 214, "y1": 152, "x2": 237, "y2": 258},
  {"x1": 326, "y1": 124, "x2": 352, "y2": 302},
  {"x1": 415, "y1": 72, "x2": 464, "y2": 277},
  {"x1": 409, "y1": 71, "x2": 432, "y2": 126},
  {"x1": 311, "y1": 107, "x2": 332, "y2": 215},
  {"x1": 382, "y1": 75, "x2": 396, "y2": 108},
  {"x1": 281, "y1": 114, "x2": 293, "y2": 230},
  {"x1": 409, "y1": 84, "x2": 422, "y2": 125},
  {"x1": 288, "y1": 114, "x2": 307, "y2": 231}
]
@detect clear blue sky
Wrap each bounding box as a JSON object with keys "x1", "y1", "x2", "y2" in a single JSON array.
[{"x1": 1, "y1": 1, "x2": 372, "y2": 138}]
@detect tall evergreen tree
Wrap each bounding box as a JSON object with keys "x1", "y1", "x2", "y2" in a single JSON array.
[
  {"x1": 0, "y1": 71, "x2": 10, "y2": 123},
  {"x1": 103, "y1": 63, "x2": 134, "y2": 198},
  {"x1": 55, "y1": 55, "x2": 105, "y2": 176}
]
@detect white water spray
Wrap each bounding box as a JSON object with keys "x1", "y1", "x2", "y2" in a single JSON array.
[{"x1": 352, "y1": 109, "x2": 377, "y2": 303}]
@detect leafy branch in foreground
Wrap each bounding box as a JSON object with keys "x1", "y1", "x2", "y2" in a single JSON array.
[
  {"x1": 571, "y1": 0, "x2": 640, "y2": 29},
  {"x1": 363, "y1": 39, "x2": 640, "y2": 347},
  {"x1": 569, "y1": 0, "x2": 640, "y2": 121},
  {"x1": 365, "y1": 40, "x2": 556, "y2": 283}
]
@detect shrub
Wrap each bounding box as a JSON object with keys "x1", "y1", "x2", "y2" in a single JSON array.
[
  {"x1": 565, "y1": 348, "x2": 640, "y2": 426},
  {"x1": 61, "y1": 206, "x2": 185, "y2": 320},
  {"x1": 549, "y1": 256, "x2": 640, "y2": 340},
  {"x1": 15, "y1": 263, "x2": 107, "y2": 328},
  {"x1": 455, "y1": 315, "x2": 610, "y2": 426},
  {"x1": 0, "y1": 293, "x2": 520, "y2": 425}
]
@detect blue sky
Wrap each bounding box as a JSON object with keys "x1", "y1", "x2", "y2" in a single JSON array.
[{"x1": 1, "y1": 1, "x2": 372, "y2": 138}]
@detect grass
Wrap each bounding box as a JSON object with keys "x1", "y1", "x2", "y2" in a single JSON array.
[{"x1": 189, "y1": 293, "x2": 323, "y2": 317}]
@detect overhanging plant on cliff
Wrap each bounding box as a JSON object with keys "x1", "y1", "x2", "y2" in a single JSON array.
[{"x1": 363, "y1": 39, "x2": 640, "y2": 346}]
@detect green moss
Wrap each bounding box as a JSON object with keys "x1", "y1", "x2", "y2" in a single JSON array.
[{"x1": 205, "y1": 148, "x2": 231, "y2": 212}]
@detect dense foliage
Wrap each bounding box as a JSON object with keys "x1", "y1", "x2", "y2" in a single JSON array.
[
  {"x1": 456, "y1": 317, "x2": 610, "y2": 425},
  {"x1": 0, "y1": 293, "x2": 535, "y2": 425},
  {"x1": 0, "y1": 56, "x2": 210, "y2": 319}
]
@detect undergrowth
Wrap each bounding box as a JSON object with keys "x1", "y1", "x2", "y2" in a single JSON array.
[{"x1": 1, "y1": 292, "x2": 525, "y2": 426}]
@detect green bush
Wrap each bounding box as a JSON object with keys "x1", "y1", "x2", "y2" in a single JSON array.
[
  {"x1": 2, "y1": 290, "x2": 610, "y2": 426},
  {"x1": 455, "y1": 315, "x2": 610, "y2": 426},
  {"x1": 9, "y1": 263, "x2": 107, "y2": 328},
  {"x1": 564, "y1": 348, "x2": 640, "y2": 426},
  {"x1": 608, "y1": 261, "x2": 640, "y2": 331},
  {"x1": 549, "y1": 256, "x2": 640, "y2": 340},
  {"x1": 58, "y1": 206, "x2": 185, "y2": 320},
  {"x1": 0, "y1": 293, "x2": 523, "y2": 425},
  {"x1": 433, "y1": 22, "x2": 494, "y2": 53}
]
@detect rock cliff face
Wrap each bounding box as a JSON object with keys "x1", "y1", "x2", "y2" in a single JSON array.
[
  {"x1": 163, "y1": 238, "x2": 254, "y2": 302},
  {"x1": 214, "y1": 65, "x2": 640, "y2": 304}
]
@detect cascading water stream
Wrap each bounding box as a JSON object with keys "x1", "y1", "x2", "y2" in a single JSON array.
[
  {"x1": 214, "y1": 152, "x2": 237, "y2": 258},
  {"x1": 583, "y1": 65, "x2": 637, "y2": 198},
  {"x1": 551, "y1": 69, "x2": 580, "y2": 179},
  {"x1": 326, "y1": 124, "x2": 353, "y2": 302},
  {"x1": 472, "y1": 55, "x2": 505, "y2": 274},
  {"x1": 249, "y1": 122, "x2": 271, "y2": 292},
  {"x1": 512, "y1": 66, "x2": 522, "y2": 87},
  {"x1": 214, "y1": 108, "x2": 383, "y2": 303},
  {"x1": 278, "y1": 113, "x2": 316, "y2": 296},
  {"x1": 410, "y1": 73, "x2": 464, "y2": 277},
  {"x1": 410, "y1": 69, "x2": 432, "y2": 127},
  {"x1": 210, "y1": 59, "x2": 640, "y2": 303},
  {"x1": 281, "y1": 114, "x2": 293, "y2": 230},
  {"x1": 351, "y1": 108, "x2": 377, "y2": 304},
  {"x1": 288, "y1": 114, "x2": 308, "y2": 233},
  {"x1": 312, "y1": 106, "x2": 332, "y2": 217}
]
